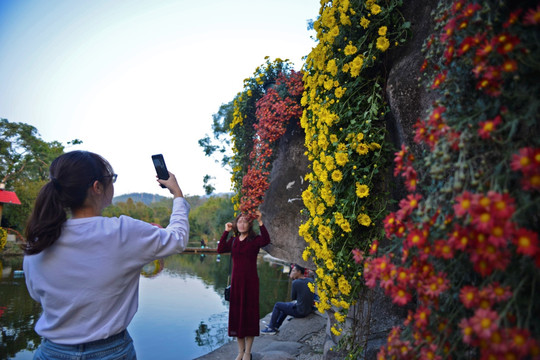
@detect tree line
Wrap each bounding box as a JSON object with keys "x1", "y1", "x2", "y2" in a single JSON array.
[{"x1": 0, "y1": 118, "x2": 233, "y2": 246}]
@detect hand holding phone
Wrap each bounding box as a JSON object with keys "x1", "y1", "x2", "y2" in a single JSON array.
[{"x1": 152, "y1": 154, "x2": 169, "y2": 188}]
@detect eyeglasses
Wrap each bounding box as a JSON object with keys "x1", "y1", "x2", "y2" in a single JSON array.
[{"x1": 104, "y1": 174, "x2": 118, "y2": 183}]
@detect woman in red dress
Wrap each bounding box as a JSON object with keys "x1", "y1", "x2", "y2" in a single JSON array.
[{"x1": 217, "y1": 210, "x2": 270, "y2": 360}]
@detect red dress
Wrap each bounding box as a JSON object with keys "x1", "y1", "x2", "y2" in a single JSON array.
[{"x1": 217, "y1": 225, "x2": 271, "y2": 337}]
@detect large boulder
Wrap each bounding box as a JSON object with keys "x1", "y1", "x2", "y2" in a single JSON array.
[{"x1": 260, "y1": 120, "x2": 311, "y2": 267}]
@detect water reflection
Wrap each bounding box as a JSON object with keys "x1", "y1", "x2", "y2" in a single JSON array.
[
  {"x1": 0, "y1": 257, "x2": 42, "y2": 360},
  {"x1": 1, "y1": 253, "x2": 291, "y2": 360}
]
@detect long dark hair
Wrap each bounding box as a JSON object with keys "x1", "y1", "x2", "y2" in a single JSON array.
[
  {"x1": 232, "y1": 213, "x2": 257, "y2": 241},
  {"x1": 23, "y1": 151, "x2": 114, "y2": 255}
]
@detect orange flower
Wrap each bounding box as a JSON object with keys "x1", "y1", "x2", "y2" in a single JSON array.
[
  {"x1": 476, "y1": 38, "x2": 496, "y2": 58},
  {"x1": 453, "y1": 191, "x2": 474, "y2": 217},
  {"x1": 470, "y1": 308, "x2": 499, "y2": 340},
  {"x1": 413, "y1": 306, "x2": 431, "y2": 329},
  {"x1": 462, "y1": 3, "x2": 481, "y2": 17},
  {"x1": 433, "y1": 239, "x2": 454, "y2": 259},
  {"x1": 431, "y1": 70, "x2": 448, "y2": 89},
  {"x1": 459, "y1": 318, "x2": 475, "y2": 344},
  {"x1": 406, "y1": 228, "x2": 427, "y2": 249},
  {"x1": 504, "y1": 9, "x2": 523, "y2": 28},
  {"x1": 502, "y1": 59, "x2": 518, "y2": 72},
  {"x1": 457, "y1": 36, "x2": 475, "y2": 56},
  {"x1": 391, "y1": 286, "x2": 412, "y2": 305},
  {"x1": 523, "y1": 4, "x2": 540, "y2": 25},
  {"x1": 459, "y1": 286, "x2": 479, "y2": 308},
  {"x1": 508, "y1": 328, "x2": 533, "y2": 356},
  {"x1": 397, "y1": 193, "x2": 422, "y2": 220},
  {"x1": 496, "y1": 33, "x2": 520, "y2": 54},
  {"x1": 512, "y1": 228, "x2": 539, "y2": 257},
  {"x1": 511, "y1": 147, "x2": 540, "y2": 175},
  {"x1": 478, "y1": 115, "x2": 502, "y2": 139}
]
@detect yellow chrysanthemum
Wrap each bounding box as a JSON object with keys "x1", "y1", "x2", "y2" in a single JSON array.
[
  {"x1": 339, "y1": 300, "x2": 350, "y2": 309},
  {"x1": 356, "y1": 143, "x2": 369, "y2": 155},
  {"x1": 376, "y1": 36, "x2": 390, "y2": 52},
  {"x1": 357, "y1": 213, "x2": 372, "y2": 226},
  {"x1": 326, "y1": 259, "x2": 335, "y2": 270},
  {"x1": 316, "y1": 202, "x2": 326, "y2": 215},
  {"x1": 335, "y1": 152, "x2": 348, "y2": 166},
  {"x1": 331, "y1": 325, "x2": 342, "y2": 336},
  {"x1": 327, "y1": 59, "x2": 338, "y2": 77},
  {"x1": 360, "y1": 17, "x2": 370, "y2": 29},
  {"x1": 335, "y1": 87, "x2": 345, "y2": 98},
  {"x1": 371, "y1": 4, "x2": 382, "y2": 15},
  {"x1": 334, "y1": 312, "x2": 346, "y2": 323},
  {"x1": 338, "y1": 276, "x2": 352, "y2": 295},
  {"x1": 356, "y1": 183, "x2": 370, "y2": 198},
  {"x1": 378, "y1": 26, "x2": 387, "y2": 36},
  {"x1": 340, "y1": 219, "x2": 351, "y2": 232},
  {"x1": 325, "y1": 156, "x2": 336, "y2": 171},
  {"x1": 349, "y1": 55, "x2": 364, "y2": 77},
  {"x1": 331, "y1": 169, "x2": 343, "y2": 182},
  {"x1": 344, "y1": 42, "x2": 358, "y2": 56},
  {"x1": 302, "y1": 248, "x2": 310, "y2": 262},
  {"x1": 324, "y1": 79, "x2": 334, "y2": 90}
]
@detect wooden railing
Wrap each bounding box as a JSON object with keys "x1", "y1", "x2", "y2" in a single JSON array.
[{"x1": 183, "y1": 247, "x2": 219, "y2": 254}]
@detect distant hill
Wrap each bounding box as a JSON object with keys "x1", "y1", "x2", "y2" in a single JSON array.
[
  {"x1": 113, "y1": 193, "x2": 168, "y2": 205},
  {"x1": 113, "y1": 192, "x2": 234, "y2": 207}
]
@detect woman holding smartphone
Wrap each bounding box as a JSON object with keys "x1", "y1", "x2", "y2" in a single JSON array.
[
  {"x1": 23, "y1": 150, "x2": 189, "y2": 359},
  {"x1": 218, "y1": 210, "x2": 270, "y2": 360}
]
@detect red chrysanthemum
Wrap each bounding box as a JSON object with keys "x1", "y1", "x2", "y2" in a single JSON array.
[
  {"x1": 523, "y1": 4, "x2": 540, "y2": 25},
  {"x1": 513, "y1": 228, "x2": 539, "y2": 257}
]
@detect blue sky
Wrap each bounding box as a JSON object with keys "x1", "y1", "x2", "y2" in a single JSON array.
[{"x1": 0, "y1": 0, "x2": 318, "y2": 196}]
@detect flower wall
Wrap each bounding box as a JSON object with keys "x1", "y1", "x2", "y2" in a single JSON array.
[
  {"x1": 362, "y1": 1, "x2": 540, "y2": 358},
  {"x1": 298, "y1": 0, "x2": 408, "y2": 354},
  {"x1": 228, "y1": 58, "x2": 304, "y2": 218},
  {"x1": 218, "y1": 0, "x2": 539, "y2": 358}
]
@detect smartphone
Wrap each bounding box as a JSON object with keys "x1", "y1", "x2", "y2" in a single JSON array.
[{"x1": 152, "y1": 154, "x2": 169, "y2": 188}]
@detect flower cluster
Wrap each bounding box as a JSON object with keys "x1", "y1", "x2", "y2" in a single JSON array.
[
  {"x1": 0, "y1": 227, "x2": 7, "y2": 251},
  {"x1": 228, "y1": 58, "x2": 300, "y2": 214},
  {"x1": 365, "y1": 1, "x2": 540, "y2": 358},
  {"x1": 299, "y1": 0, "x2": 408, "y2": 352},
  {"x1": 239, "y1": 71, "x2": 303, "y2": 218}
]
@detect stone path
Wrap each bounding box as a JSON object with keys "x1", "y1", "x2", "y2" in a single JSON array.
[{"x1": 194, "y1": 311, "x2": 327, "y2": 360}]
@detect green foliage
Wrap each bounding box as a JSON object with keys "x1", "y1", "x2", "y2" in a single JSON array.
[
  {"x1": 103, "y1": 193, "x2": 234, "y2": 245},
  {"x1": 103, "y1": 196, "x2": 174, "y2": 226},
  {"x1": 0, "y1": 119, "x2": 73, "y2": 231},
  {"x1": 188, "y1": 194, "x2": 234, "y2": 245}
]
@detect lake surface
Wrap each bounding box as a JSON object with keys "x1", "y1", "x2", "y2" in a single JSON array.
[{"x1": 0, "y1": 252, "x2": 291, "y2": 360}]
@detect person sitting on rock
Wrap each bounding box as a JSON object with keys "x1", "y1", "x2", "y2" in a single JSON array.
[{"x1": 261, "y1": 263, "x2": 314, "y2": 335}]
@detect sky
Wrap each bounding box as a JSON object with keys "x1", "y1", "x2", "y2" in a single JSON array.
[{"x1": 0, "y1": 0, "x2": 318, "y2": 197}]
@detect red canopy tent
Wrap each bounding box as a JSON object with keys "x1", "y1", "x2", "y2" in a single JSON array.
[
  {"x1": 0, "y1": 190, "x2": 21, "y2": 205},
  {"x1": 0, "y1": 189, "x2": 21, "y2": 223}
]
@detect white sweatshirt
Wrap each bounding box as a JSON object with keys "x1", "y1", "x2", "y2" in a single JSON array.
[{"x1": 23, "y1": 197, "x2": 190, "y2": 344}]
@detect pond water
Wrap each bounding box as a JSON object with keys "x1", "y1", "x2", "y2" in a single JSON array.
[{"x1": 0, "y1": 251, "x2": 291, "y2": 360}]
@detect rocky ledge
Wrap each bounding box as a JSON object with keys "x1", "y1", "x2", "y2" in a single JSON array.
[{"x1": 194, "y1": 311, "x2": 327, "y2": 360}]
